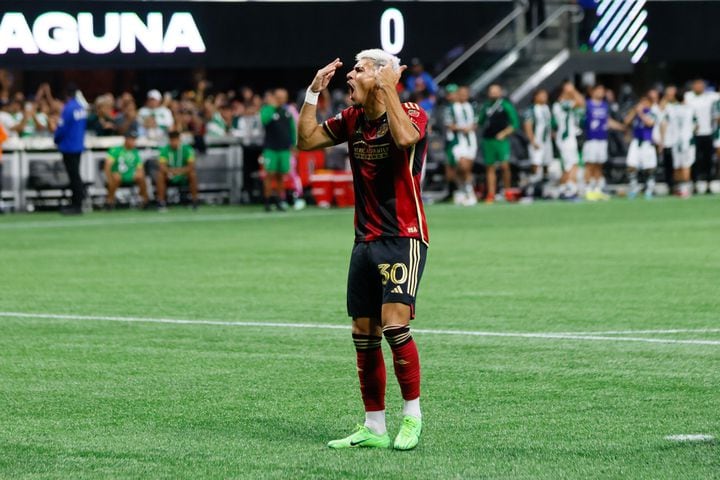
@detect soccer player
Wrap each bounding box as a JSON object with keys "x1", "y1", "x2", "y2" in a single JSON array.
[
  {"x1": 104, "y1": 131, "x2": 149, "y2": 208},
  {"x1": 156, "y1": 130, "x2": 199, "y2": 211},
  {"x1": 582, "y1": 84, "x2": 624, "y2": 200},
  {"x1": 523, "y1": 88, "x2": 553, "y2": 196},
  {"x1": 442, "y1": 84, "x2": 460, "y2": 203},
  {"x1": 297, "y1": 50, "x2": 429, "y2": 451},
  {"x1": 552, "y1": 81, "x2": 585, "y2": 199},
  {"x1": 444, "y1": 85, "x2": 478, "y2": 206},
  {"x1": 260, "y1": 88, "x2": 296, "y2": 211},
  {"x1": 477, "y1": 84, "x2": 519, "y2": 203},
  {"x1": 713, "y1": 95, "x2": 720, "y2": 184},
  {"x1": 685, "y1": 79, "x2": 720, "y2": 193},
  {"x1": 624, "y1": 95, "x2": 657, "y2": 199},
  {"x1": 658, "y1": 86, "x2": 679, "y2": 194},
  {"x1": 0, "y1": 122, "x2": 7, "y2": 213},
  {"x1": 668, "y1": 91, "x2": 697, "y2": 198}
]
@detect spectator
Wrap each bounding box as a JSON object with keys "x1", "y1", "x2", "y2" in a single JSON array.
[
  {"x1": 410, "y1": 76, "x2": 436, "y2": 113},
  {"x1": 2, "y1": 98, "x2": 49, "y2": 138},
  {"x1": 0, "y1": 121, "x2": 7, "y2": 213},
  {"x1": 206, "y1": 103, "x2": 234, "y2": 137},
  {"x1": 405, "y1": 58, "x2": 438, "y2": 96},
  {"x1": 54, "y1": 85, "x2": 88, "y2": 215},
  {"x1": 478, "y1": 83, "x2": 519, "y2": 203},
  {"x1": 138, "y1": 89, "x2": 174, "y2": 138},
  {"x1": 104, "y1": 130, "x2": 149, "y2": 209},
  {"x1": 260, "y1": 88, "x2": 296, "y2": 211},
  {"x1": 156, "y1": 130, "x2": 198, "y2": 211},
  {"x1": 115, "y1": 96, "x2": 140, "y2": 136},
  {"x1": 685, "y1": 79, "x2": 720, "y2": 192},
  {"x1": 87, "y1": 94, "x2": 118, "y2": 136}
]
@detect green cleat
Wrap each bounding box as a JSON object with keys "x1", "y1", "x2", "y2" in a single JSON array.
[
  {"x1": 327, "y1": 425, "x2": 391, "y2": 449},
  {"x1": 393, "y1": 416, "x2": 422, "y2": 450}
]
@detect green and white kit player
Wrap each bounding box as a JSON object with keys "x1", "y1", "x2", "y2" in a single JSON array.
[
  {"x1": 104, "y1": 131, "x2": 149, "y2": 208},
  {"x1": 523, "y1": 89, "x2": 553, "y2": 195},
  {"x1": 156, "y1": 131, "x2": 199, "y2": 210},
  {"x1": 552, "y1": 82, "x2": 585, "y2": 199},
  {"x1": 444, "y1": 85, "x2": 478, "y2": 205}
]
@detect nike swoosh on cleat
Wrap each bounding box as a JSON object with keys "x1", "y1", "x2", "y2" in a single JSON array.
[{"x1": 349, "y1": 439, "x2": 370, "y2": 446}]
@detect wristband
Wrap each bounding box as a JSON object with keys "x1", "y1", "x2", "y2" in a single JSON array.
[{"x1": 305, "y1": 88, "x2": 320, "y2": 105}]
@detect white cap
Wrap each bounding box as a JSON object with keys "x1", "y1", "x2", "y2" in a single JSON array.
[{"x1": 147, "y1": 89, "x2": 162, "y2": 101}]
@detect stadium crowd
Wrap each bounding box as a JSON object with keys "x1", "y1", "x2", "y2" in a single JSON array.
[{"x1": 1, "y1": 65, "x2": 720, "y2": 213}]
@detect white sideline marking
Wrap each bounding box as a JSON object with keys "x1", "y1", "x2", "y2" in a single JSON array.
[
  {"x1": 1, "y1": 311, "x2": 719, "y2": 346},
  {"x1": 0, "y1": 209, "x2": 348, "y2": 230},
  {"x1": 557, "y1": 328, "x2": 720, "y2": 336},
  {"x1": 665, "y1": 434, "x2": 715, "y2": 442}
]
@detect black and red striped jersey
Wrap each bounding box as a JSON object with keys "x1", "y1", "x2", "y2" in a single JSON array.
[{"x1": 322, "y1": 102, "x2": 429, "y2": 245}]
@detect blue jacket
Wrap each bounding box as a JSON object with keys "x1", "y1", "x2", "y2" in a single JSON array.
[{"x1": 54, "y1": 98, "x2": 87, "y2": 154}]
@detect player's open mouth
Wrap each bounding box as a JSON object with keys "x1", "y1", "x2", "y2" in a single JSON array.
[{"x1": 347, "y1": 82, "x2": 355, "y2": 94}]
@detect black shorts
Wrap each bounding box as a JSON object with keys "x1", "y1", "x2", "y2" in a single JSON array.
[{"x1": 347, "y1": 237, "x2": 428, "y2": 319}]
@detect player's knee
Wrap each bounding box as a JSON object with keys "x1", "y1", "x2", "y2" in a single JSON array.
[
  {"x1": 352, "y1": 317, "x2": 381, "y2": 336},
  {"x1": 108, "y1": 173, "x2": 121, "y2": 186}
]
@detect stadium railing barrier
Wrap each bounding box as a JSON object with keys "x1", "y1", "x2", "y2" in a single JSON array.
[{"x1": 1, "y1": 136, "x2": 244, "y2": 211}]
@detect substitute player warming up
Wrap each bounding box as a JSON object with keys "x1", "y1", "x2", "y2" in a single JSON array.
[{"x1": 298, "y1": 50, "x2": 429, "y2": 451}]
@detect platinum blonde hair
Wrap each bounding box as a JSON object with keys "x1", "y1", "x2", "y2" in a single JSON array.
[{"x1": 355, "y1": 49, "x2": 401, "y2": 72}]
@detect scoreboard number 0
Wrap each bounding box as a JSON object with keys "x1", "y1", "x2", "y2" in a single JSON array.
[{"x1": 380, "y1": 8, "x2": 404, "y2": 55}]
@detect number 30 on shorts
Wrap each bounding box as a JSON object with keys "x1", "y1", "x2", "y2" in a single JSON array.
[{"x1": 377, "y1": 263, "x2": 408, "y2": 286}]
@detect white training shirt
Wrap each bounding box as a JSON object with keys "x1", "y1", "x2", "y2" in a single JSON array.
[
  {"x1": 685, "y1": 91, "x2": 720, "y2": 136},
  {"x1": 660, "y1": 102, "x2": 679, "y2": 147},
  {"x1": 552, "y1": 101, "x2": 581, "y2": 141},
  {"x1": 672, "y1": 103, "x2": 696, "y2": 148}
]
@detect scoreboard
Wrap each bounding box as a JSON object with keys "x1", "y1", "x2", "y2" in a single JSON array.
[{"x1": 0, "y1": 1, "x2": 512, "y2": 69}]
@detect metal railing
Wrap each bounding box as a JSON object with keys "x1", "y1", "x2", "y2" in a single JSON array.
[
  {"x1": 433, "y1": 1, "x2": 528, "y2": 85},
  {"x1": 470, "y1": 4, "x2": 583, "y2": 96}
]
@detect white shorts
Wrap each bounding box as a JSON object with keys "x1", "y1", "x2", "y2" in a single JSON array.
[
  {"x1": 451, "y1": 134, "x2": 478, "y2": 162},
  {"x1": 582, "y1": 139, "x2": 609, "y2": 164},
  {"x1": 672, "y1": 144, "x2": 695, "y2": 169},
  {"x1": 556, "y1": 137, "x2": 579, "y2": 171},
  {"x1": 452, "y1": 144, "x2": 477, "y2": 162},
  {"x1": 626, "y1": 139, "x2": 657, "y2": 170},
  {"x1": 529, "y1": 140, "x2": 553, "y2": 166}
]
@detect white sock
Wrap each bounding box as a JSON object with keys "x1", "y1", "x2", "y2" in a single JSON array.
[
  {"x1": 364, "y1": 410, "x2": 386, "y2": 435},
  {"x1": 402, "y1": 398, "x2": 422, "y2": 419},
  {"x1": 588, "y1": 179, "x2": 597, "y2": 192},
  {"x1": 598, "y1": 177, "x2": 606, "y2": 191}
]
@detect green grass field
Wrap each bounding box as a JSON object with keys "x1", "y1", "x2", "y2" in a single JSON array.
[{"x1": 1, "y1": 197, "x2": 718, "y2": 479}]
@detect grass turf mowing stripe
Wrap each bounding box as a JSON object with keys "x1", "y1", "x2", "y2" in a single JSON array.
[
  {"x1": 2, "y1": 311, "x2": 719, "y2": 346},
  {"x1": 0, "y1": 208, "x2": 350, "y2": 230}
]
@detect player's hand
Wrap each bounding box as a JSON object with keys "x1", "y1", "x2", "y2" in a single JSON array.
[
  {"x1": 375, "y1": 64, "x2": 406, "y2": 91},
  {"x1": 310, "y1": 58, "x2": 343, "y2": 93},
  {"x1": 531, "y1": 141, "x2": 540, "y2": 149}
]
